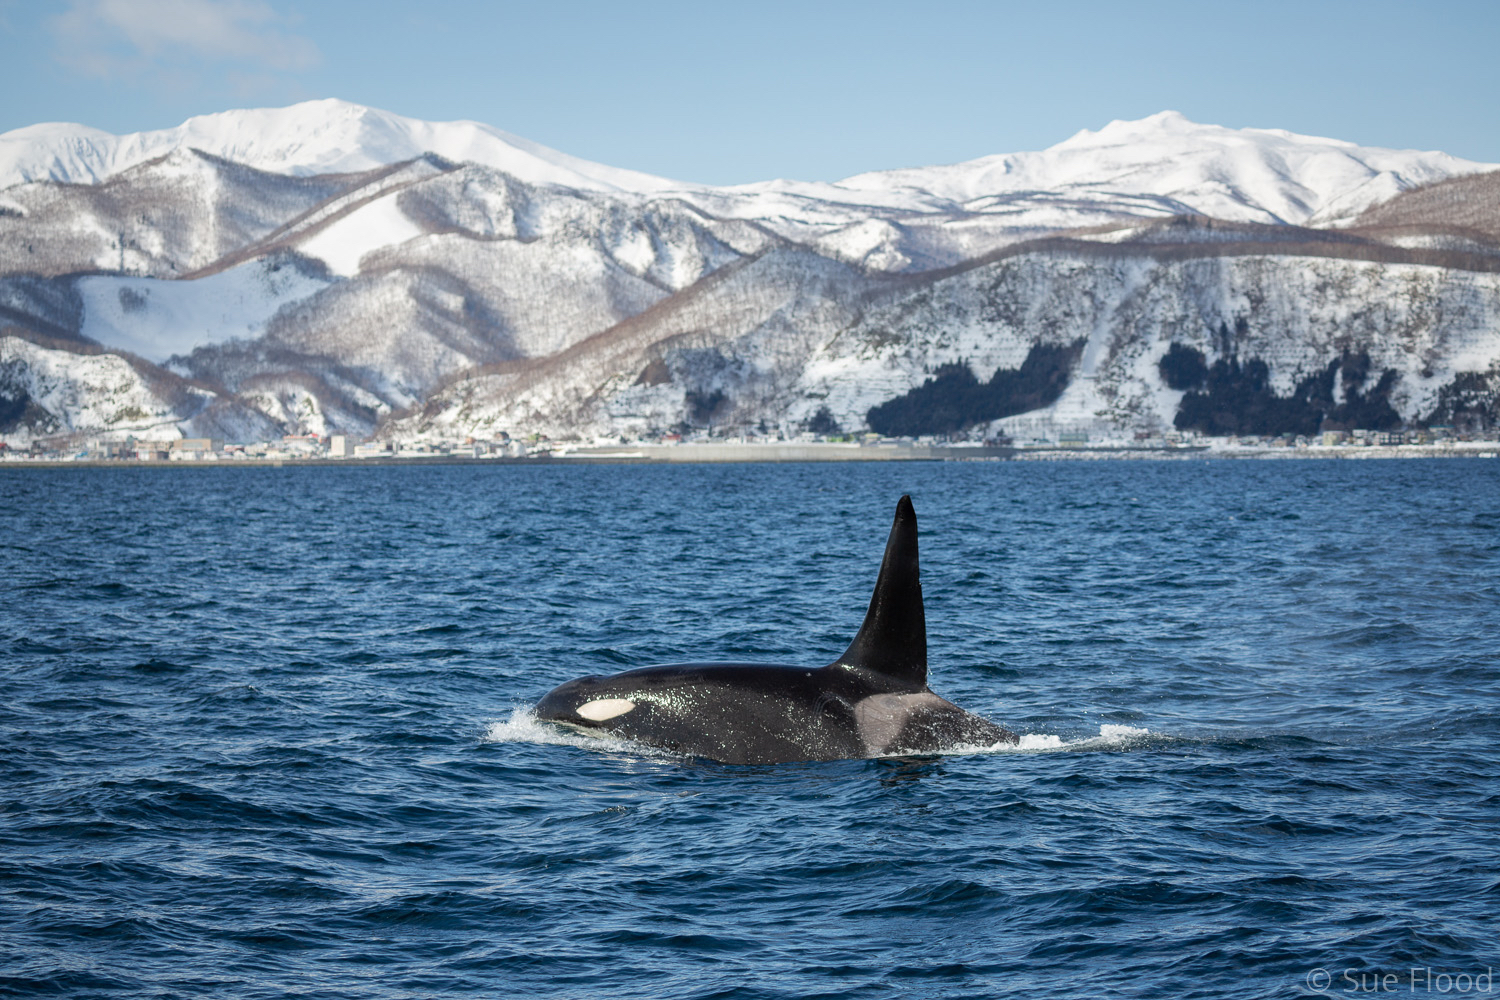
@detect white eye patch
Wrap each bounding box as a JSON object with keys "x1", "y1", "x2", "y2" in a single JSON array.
[{"x1": 576, "y1": 698, "x2": 636, "y2": 721}]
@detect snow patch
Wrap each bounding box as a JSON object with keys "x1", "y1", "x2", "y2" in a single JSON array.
[
  {"x1": 77, "y1": 256, "x2": 330, "y2": 362},
  {"x1": 298, "y1": 195, "x2": 426, "y2": 276}
]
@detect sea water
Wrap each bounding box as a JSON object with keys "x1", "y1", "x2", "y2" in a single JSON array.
[{"x1": 2, "y1": 460, "x2": 1497, "y2": 998}]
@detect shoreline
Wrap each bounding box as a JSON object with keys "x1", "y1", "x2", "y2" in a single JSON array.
[{"x1": 2, "y1": 441, "x2": 1498, "y2": 469}]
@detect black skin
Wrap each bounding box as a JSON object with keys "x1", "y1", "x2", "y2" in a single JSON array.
[
  {"x1": 534, "y1": 496, "x2": 1019, "y2": 764},
  {"x1": 535, "y1": 662, "x2": 1015, "y2": 764},
  {"x1": 537, "y1": 664, "x2": 874, "y2": 764}
]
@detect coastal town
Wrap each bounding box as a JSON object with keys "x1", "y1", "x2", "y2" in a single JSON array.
[{"x1": 3, "y1": 426, "x2": 1498, "y2": 465}]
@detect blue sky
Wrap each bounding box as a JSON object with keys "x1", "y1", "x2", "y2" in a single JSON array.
[{"x1": 2, "y1": 0, "x2": 1497, "y2": 185}]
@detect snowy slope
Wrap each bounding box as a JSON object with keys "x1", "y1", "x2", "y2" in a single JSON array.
[{"x1": 77, "y1": 255, "x2": 331, "y2": 362}]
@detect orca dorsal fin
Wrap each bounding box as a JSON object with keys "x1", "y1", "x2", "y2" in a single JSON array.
[{"x1": 832, "y1": 495, "x2": 927, "y2": 688}]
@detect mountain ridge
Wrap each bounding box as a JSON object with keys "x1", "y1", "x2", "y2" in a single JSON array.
[
  {"x1": 0, "y1": 99, "x2": 685, "y2": 193},
  {"x1": 7, "y1": 101, "x2": 1493, "y2": 223}
]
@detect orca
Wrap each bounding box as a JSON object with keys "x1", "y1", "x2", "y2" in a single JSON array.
[{"x1": 534, "y1": 495, "x2": 1018, "y2": 764}]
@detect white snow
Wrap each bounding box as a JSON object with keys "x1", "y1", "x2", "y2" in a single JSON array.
[
  {"x1": 297, "y1": 194, "x2": 426, "y2": 276},
  {"x1": 77, "y1": 256, "x2": 330, "y2": 362}
]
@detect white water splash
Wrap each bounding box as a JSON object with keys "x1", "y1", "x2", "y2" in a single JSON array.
[
  {"x1": 958, "y1": 724, "x2": 1151, "y2": 755},
  {"x1": 483, "y1": 706, "x2": 670, "y2": 757},
  {"x1": 484, "y1": 706, "x2": 605, "y2": 749},
  {"x1": 485, "y1": 709, "x2": 1150, "y2": 760}
]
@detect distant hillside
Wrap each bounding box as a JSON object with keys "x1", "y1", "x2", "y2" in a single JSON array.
[{"x1": 1352, "y1": 169, "x2": 1500, "y2": 242}]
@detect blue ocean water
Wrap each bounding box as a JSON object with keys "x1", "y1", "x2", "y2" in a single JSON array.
[{"x1": 2, "y1": 460, "x2": 1498, "y2": 999}]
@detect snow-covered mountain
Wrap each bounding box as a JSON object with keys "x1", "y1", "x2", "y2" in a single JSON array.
[
  {"x1": 0, "y1": 99, "x2": 684, "y2": 194},
  {"x1": 747, "y1": 111, "x2": 1479, "y2": 224},
  {"x1": 2, "y1": 101, "x2": 1498, "y2": 446},
  {"x1": 8, "y1": 103, "x2": 1483, "y2": 225}
]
